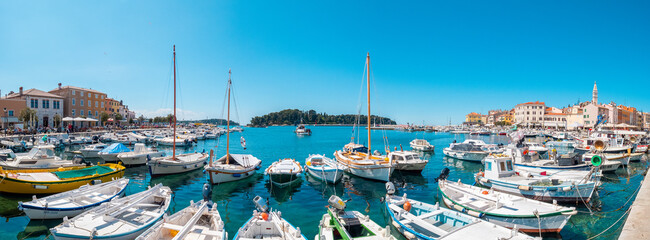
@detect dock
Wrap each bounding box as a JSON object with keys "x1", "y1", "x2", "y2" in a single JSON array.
[{"x1": 619, "y1": 170, "x2": 650, "y2": 239}]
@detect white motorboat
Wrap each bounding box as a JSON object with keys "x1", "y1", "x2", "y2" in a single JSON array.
[
  {"x1": 384, "y1": 184, "x2": 537, "y2": 240},
  {"x1": 294, "y1": 124, "x2": 311, "y2": 136},
  {"x1": 265, "y1": 158, "x2": 303, "y2": 187},
  {"x1": 305, "y1": 154, "x2": 345, "y2": 184},
  {"x1": 117, "y1": 143, "x2": 165, "y2": 166},
  {"x1": 148, "y1": 152, "x2": 209, "y2": 176},
  {"x1": 581, "y1": 153, "x2": 622, "y2": 172},
  {"x1": 409, "y1": 139, "x2": 434, "y2": 152},
  {"x1": 476, "y1": 155, "x2": 599, "y2": 203},
  {"x1": 388, "y1": 150, "x2": 428, "y2": 172},
  {"x1": 98, "y1": 143, "x2": 132, "y2": 162},
  {"x1": 523, "y1": 142, "x2": 548, "y2": 155},
  {"x1": 438, "y1": 178, "x2": 576, "y2": 234},
  {"x1": 136, "y1": 200, "x2": 226, "y2": 240},
  {"x1": 19, "y1": 178, "x2": 129, "y2": 220},
  {"x1": 234, "y1": 196, "x2": 306, "y2": 240},
  {"x1": 0, "y1": 145, "x2": 85, "y2": 170},
  {"x1": 79, "y1": 143, "x2": 108, "y2": 158},
  {"x1": 206, "y1": 70, "x2": 262, "y2": 185},
  {"x1": 318, "y1": 195, "x2": 395, "y2": 240},
  {"x1": 156, "y1": 136, "x2": 193, "y2": 147},
  {"x1": 442, "y1": 142, "x2": 489, "y2": 162},
  {"x1": 50, "y1": 184, "x2": 172, "y2": 240}
]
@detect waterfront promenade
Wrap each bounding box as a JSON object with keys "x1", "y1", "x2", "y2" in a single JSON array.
[{"x1": 619, "y1": 169, "x2": 650, "y2": 239}]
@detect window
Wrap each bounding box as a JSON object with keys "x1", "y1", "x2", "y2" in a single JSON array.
[
  {"x1": 53, "y1": 101, "x2": 60, "y2": 109},
  {"x1": 101, "y1": 102, "x2": 104, "y2": 108},
  {"x1": 486, "y1": 162, "x2": 492, "y2": 171},
  {"x1": 95, "y1": 101, "x2": 98, "y2": 108},
  {"x1": 80, "y1": 99, "x2": 84, "y2": 106},
  {"x1": 8, "y1": 110, "x2": 13, "y2": 116},
  {"x1": 95, "y1": 94, "x2": 98, "y2": 98},
  {"x1": 80, "y1": 91, "x2": 83, "y2": 96},
  {"x1": 72, "y1": 98, "x2": 76, "y2": 106},
  {"x1": 95, "y1": 111, "x2": 98, "y2": 117},
  {"x1": 88, "y1": 100, "x2": 91, "y2": 107},
  {"x1": 88, "y1": 93, "x2": 91, "y2": 97},
  {"x1": 72, "y1": 90, "x2": 76, "y2": 95},
  {"x1": 80, "y1": 110, "x2": 84, "y2": 116},
  {"x1": 72, "y1": 109, "x2": 76, "y2": 116},
  {"x1": 30, "y1": 99, "x2": 38, "y2": 108},
  {"x1": 499, "y1": 162, "x2": 506, "y2": 171},
  {"x1": 88, "y1": 110, "x2": 92, "y2": 116},
  {"x1": 42, "y1": 100, "x2": 50, "y2": 109},
  {"x1": 506, "y1": 160, "x2": 513, "y2": 171}
]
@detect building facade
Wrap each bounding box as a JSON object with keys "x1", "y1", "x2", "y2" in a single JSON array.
[
  {"x1": 6, "y1": 87, "x2": 64, "y2": 128},
  {"x1": 0, "y1": 98, "x2": 27, "y2": 129},
  {"x1": 49, "y1": 84, "x2": 107, "y2": 119},
  {"x1": 465, "y1": 112, "x2": 483, "y2": 125},
  {"x1": 513, "y1": 101, "x2": 546, "y2": 127}
]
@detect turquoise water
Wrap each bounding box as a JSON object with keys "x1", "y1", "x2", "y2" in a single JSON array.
[{"x1": 0, "y1": 126, "x2": 646, "y2": 239}]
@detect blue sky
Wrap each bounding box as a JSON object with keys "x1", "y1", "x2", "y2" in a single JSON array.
[{"x1": 1, "y1": 1, "x2": 649, "y2": 125}]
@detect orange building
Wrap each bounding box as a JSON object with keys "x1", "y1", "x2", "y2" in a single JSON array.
[
  {"x1": 0, "y1": 98, "x2": 27, "y2": 128},
  {"x1": 49, "y1": 84, "x2": 107, "y2": 119},
  {"x1": 104, "y1": 98, "x2": 121, "y2": 114}
]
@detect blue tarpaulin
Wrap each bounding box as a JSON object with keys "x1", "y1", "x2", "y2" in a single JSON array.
[{"x1": 99, "y1": 143, "x2": 132, "y2": 154}]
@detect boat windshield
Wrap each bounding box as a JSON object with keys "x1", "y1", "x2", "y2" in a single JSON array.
[{"x1": 26, "y1": 147, "x2": 54, "y2": 159}]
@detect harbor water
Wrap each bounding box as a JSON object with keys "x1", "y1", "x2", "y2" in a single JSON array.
[{"x1": 0, "y1": 126, "x2": 646, "y2": 239}]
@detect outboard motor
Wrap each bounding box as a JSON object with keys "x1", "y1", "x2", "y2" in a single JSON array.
[
  {"x1": 328, "y1": 195, "x2": 347, "y2": 211},
  {"x1": 202, "y1": 183, "x2": 212, "y2": 202},
  {"x1": 253, "y1": 195, "x2": 269, "y2": 212},
  {"x1": 385, "y1": 182, "x2": 396, "y2": 195},
  {"x1": 435, "y1": 167, "x2": 451, "y2": 182},
  {"x1": 73, "y1": 154, "x2": 90, "y2": 166}
]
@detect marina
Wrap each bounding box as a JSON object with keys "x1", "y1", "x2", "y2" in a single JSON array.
[{"x1": 0, "y1": 126, "x2": 647, "y2": 239}]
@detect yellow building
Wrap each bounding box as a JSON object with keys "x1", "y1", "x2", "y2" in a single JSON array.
[{"x1": 465, "y1": 112, "x2": 483, "y2": 124}]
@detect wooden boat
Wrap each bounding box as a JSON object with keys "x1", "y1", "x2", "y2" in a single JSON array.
[
  {"x1": 385, "y1": 188, "x2": 537, "y2": 240},
  {"x1": 147, "y1": 46, "x2": 209, "y2": 177},
  {"x1": 0, "y1": 163, "x2": 125, "y2": 194},
  {"x1": 476, "y1": 155, "x2": 599, "y2": 203},
  {"x1": 438, "y1": 179, "x2": 576, "y2": 234},
  {"x1": 205, "y1": 70, "x2": 262, "y2": 184},
  {"x1": 136, "y1": 200, "x2": 226, "y2": 240},
  {"x1": 305, "y1": 154, "x2": 344, "y2": 184},
  {"x1": 265, "y1": 158, "x2": 302, "y2": 187},
  {"x1": 50, "y1": 184, "x2": 172, "y2": 240},
  {"x1": 333, "y1": 53, "x2": 393, "y2": 182},
  {"x1": 318, "y1": 195, "x2": 395, "y2": 240},
  {"x1": 18, "y1": 178, "x2": 129, "y2": 220},
  {"x1": 234, "y1": 196, "x2": 306, "y2": 240}
]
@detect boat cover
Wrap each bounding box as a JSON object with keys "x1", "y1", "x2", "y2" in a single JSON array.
[
  {"x1": 54, "y1": 166, "x2": 115, "y2": 179},
  {"x1": 133, "y1": 143, "x2": 146, "y2": 153},
  {"x1": 221, "y1": 154, "x2": 260, "y2": 167},
  {"x1": 99, "y1": 143, "x2": 132, "y2": 154},
  {"x1": 450, "y1": 143, "x2": 483, "y2": 152}
]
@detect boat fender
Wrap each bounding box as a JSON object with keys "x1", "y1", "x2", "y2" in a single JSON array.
[
  {"x1": 233, "y1": 173, "x2": 241, "y2": 177},
  {"x1": 467, "y1": 210, "x2": 484, "y2": 218},
  {"x1": 480, "y1": 178, "x2": 490, "y2": 183},
  {"x1": 404, "y1": 201, "x2": 412, "y2": 212},
  {"x1": 517, "y1": 185, "x2": 532, "y2": 191},
  {"x1": 391, "y1": 220, "x2": 401, "y2": 230},
  {"x1": 453, "y1": 204, "x2": 465, "y2": 213},
  {"x1": 481, "y1": 190, "x2": 489, "y2": 195},
  {"x1": 562, "y1": 186, "x2": 572, "y2": 191},
  {"x1": 403, "y1": 230, "x2": 417, "y2": 240}
]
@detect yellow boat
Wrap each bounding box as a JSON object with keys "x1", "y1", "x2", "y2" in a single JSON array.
[{"x1": 0, "y1": 163, "x2": 125, "y2": 194}]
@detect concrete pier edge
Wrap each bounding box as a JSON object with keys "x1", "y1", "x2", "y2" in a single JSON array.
[{"x1": 619, "y1": 167, "x2": 650, "y2": 239}]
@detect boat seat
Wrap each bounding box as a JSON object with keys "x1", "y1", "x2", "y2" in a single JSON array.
[{"x1": 162, "y1": 223, "x2": 183, "y2": 231}]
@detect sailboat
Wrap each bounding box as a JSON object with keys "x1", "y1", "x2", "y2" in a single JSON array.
[
  {"x1": 333, "y1": 53, "x2": 393, "y2": 182},
  {"x1": 148, "y1": 45, "x2": 209, "y2": 176},
  {"x1": 205, "y1": 70, "x2": 262, "y2": 184}
]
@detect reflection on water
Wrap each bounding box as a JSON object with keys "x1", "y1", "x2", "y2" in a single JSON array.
[{"x1": 0, "y1": 128, "x2": 647, "y2": 240}]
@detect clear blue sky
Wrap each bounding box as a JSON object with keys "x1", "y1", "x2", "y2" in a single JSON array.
[{"x1": 1, "y1": 1, "x2": 649, "y2": 125}]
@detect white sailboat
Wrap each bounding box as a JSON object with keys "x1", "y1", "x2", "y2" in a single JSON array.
[
  {"x1": 148, "y1": 46, "x2": 209, "y2": 176},
  {"x1": 205, "y1": 70, "x2": 262, "y2": 184},
  {"x1": 333, "y1": 53, "x2": 393, "y2": 182}
]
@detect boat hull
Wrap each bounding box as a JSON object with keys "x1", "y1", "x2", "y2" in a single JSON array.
[
  {"x1": 206, "y1": 165, "x2": 260, "y2": 184},
  {"x1": 269, "y1": 173, "x2": 301, "y2": 187},
  {"x1": 477, "y1": 176, "x2": 596, "y2": 203},
  {"x1": 442, "y1": 148, "x2": 488, "y2": 162},
  {"x1": 394, "y1": 161, "x2": 428, "y2": 172},
  {"x1": 118, "y1": 152, "x2": 165, "y2": 166},
  {"x1": 0, "y1": 164, "x2": 125, "y2": 195},
  {"x1": 148, "y1": 158, "x2": 207, "y2": 176},
  {"x1": 305, "y1": 166, "x2": 343, "y2": 184},
  {"x1": 98, "y1": 153, "x2": 121, "y2": 162}
]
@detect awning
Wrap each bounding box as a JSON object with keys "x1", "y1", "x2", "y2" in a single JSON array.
[{"x1": 62, "y1": 117, "x2": 75, "y2": 122}]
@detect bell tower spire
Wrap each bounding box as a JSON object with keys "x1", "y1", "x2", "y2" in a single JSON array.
[{"x1": 592, "y1": 81, "x2": 598, "y2": 105}]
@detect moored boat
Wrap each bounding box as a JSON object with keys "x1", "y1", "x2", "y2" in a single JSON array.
[
  {"x1": 410, "y1": 139, "x2": 434, "y2": 152},
  {"x1": 79, "y1": 143, "x2": 108, "y2": 158},
  {"x1": 305, "y1": 154, "x2": 345, "y2": 184},
  {"x1": 50, "y1": 184, "x2": 172, "y2": 240},
  {"x1": 0, "y1": 163, "x2": 126, "y2": 194},
  {"x1": 388, "y1": 150, "x2": 428, "y2": 172},
  {"x1": 318, "y1": 195, "x2": 395, "y2": 240},
  {"x1": 234, "y1": 196, "x2": 306, "y2": 240},
  {"x1": 265, "y1": 158, "x2": 302, "y2": 187},
  {"x1": 18, "y1": 178, "x2": 129, "y2": 220},
  {"x1": 0, "y1": 145, "x2": 86, "y2": 170},
  {"x1": 98, "y1": 143, "x2": 132, "y2": 162},
  {"x1": 148, "y1": 152, "x2": 209, "y2": 176},
  {"x1": 136, "y1": 199, "x2": 226, "y2": 240},
  {"x1": 117, "y1": 143, "x2": 165, "y2": 166}
]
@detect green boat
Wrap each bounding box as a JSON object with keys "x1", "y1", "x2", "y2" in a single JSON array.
[{"x1": 317, "y1": 195, "x2": 395, "y2": 240}]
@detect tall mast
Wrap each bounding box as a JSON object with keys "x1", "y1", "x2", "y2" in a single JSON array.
[
  {"x1": 172, "y1": 45, "x2": 177, "y2": 159},
  {"x1": 366, "y1": 52, "x2": 371, "y2": 158},
  {"x1": 226, "y1": 69, "x2": 231, "y2": 164}
]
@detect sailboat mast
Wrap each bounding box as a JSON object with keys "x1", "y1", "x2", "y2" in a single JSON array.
[
  {"x1": 226, "y1": 69, "x2": 231, "y2": 164},
  {"x1": 366, "y1": 52, "x2": 371, "y2": 158},
  {"x1": 173, "y1": 45, "x2": 177, "y2": 159}
]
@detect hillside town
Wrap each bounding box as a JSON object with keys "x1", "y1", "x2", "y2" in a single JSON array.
[
  {"x1": 465, "y1": 82, "x2": 650, "y2": 130},
  {"x1": 0, "y1": 83, "x2": 137, "y2": 133}
]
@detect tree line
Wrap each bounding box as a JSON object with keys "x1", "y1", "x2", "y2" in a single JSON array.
[{"x1": 249, "y1": 109, "x2": 396, "y2": 127}]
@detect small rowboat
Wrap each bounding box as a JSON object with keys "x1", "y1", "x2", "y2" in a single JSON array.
[
  {"x1": 50, "y1": 184, "x2": 172, "y2": 240},
  {"x1": 265, "y1": 158, "x2": 302, "y2": 187},
  {"x1": 385, "y1": 184, "x2": 537, "y2": 240},
  {"x1": 137, "y1": 200, "x2": 227, "y2": 240},
  {"x1": 234, "y1": 196, "x2": 306, "y2": 240},
  {"x1": 0, "y1": 163, "x2": 126, "y2": 195},
  {"x1": 305, "y1": 154, "x2": 345, "y2": 184},
  {"x1": 18, "y1": 178, "x2": 129, "y2": 220},
  {"x1": 439, "y1": 179, "x2": 576, "y2": 234},
  {"x1": 318, "y1": 195, "x2": 395, "y2": 240}
]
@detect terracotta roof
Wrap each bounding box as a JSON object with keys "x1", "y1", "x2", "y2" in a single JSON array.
[
  {"x1": 516, "y1": 101, "x2": 545, "y2": 106},
  {"x1": 466, "y1": 112, "x2": 482, "y2": 116},
  {"x1": 6, "y1": 88, "x2": 63, "y2": 99},
  {"x1": 49, "y1": 86, "x2": 105, "y2": 94},
  {"x1": 545, "y1": 113, "x2": 566, "y2": 116}
]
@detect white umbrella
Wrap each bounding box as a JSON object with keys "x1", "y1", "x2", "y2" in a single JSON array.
[
  {"x1": 62, "y1": 117, "x2": 75, "y2": 122},
  {"x1": 86, "y1": 118, "x2": 98, "y2": 122}
]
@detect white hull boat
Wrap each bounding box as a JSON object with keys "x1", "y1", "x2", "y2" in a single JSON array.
[
  {"x1": 265, "y1": 158, "x2": 303, "y2": 187},
  {"x1": 50, "y1": 184, "x2": 172, "y2": 240},
  {"x1": 148, "y1": 152, "x2": 209, "y2": 176},
  {"x1": 318, "y1": 195, "x2": 396, "y2": 240},
  {"x1": 117, "y1": 143, "x2": 165, "y2": 166},
  {"x1": 206, "y1": 154, "x2": 262, "y2": 184},
  {"x1": 19, "y1": 178, "x2": 129, "y2": 220},
  {"x1": 410, "y1": 139, "x2": 434, "y2": 152},
  {"x1": 98, "y1": 143, "x2": 132, "y2": 162},
  {"x1": 334, "y1": 145, "x2": 393, "y2": 182},
  {"x1": 305, "y1": 154, "x2": 345, "y2": 184},
  {"x1": 136, "y1": 200, "x2": 226, "y2": 240},
  {"x1": 389, "y1": 151, "x2": 428, "y2": 172},
  {"x1": 0, "y1": 145, "x2": 85, "y2": 170},
  {"x1": 234, "y1": 196, "x2": 306, "y2": 240},
  {"x1": 79, "y1": 143, "x2": 108, "y2": 158}
]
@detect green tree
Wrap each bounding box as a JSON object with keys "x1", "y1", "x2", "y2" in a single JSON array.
[
  {"x1": 99, "y1": 112, "x2": 110, "y2": 125},
  {"x1": 18, "y1": 108, "x2": 37, "y2": 127},
  {"x1": 114, "y1": 113, "x2": 123, "y2": 121},
  {"x1": 53, "y1": 114, "x2": 62, "y2": 128}
]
